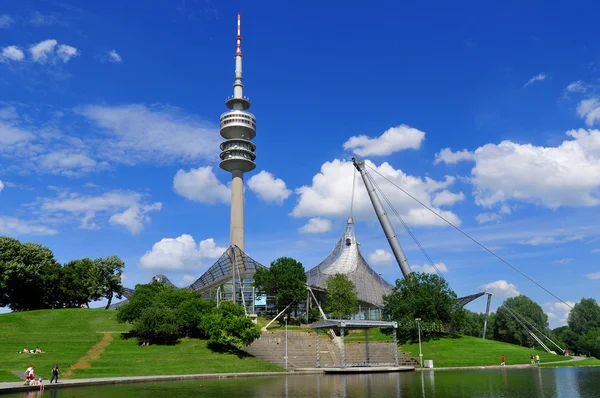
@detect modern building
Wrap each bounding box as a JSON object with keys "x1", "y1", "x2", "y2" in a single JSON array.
[{"x1": 305, "y1": 217, "x2": 394, "y2": 320}]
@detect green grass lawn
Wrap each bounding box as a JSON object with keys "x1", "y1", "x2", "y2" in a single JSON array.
[
  {"x1": 401, "y1": 334, "x2": 573, "y2": 367},
  {"x1": 540, "y1": 358, "x2": 600, "y2": 367},
  {"x1": 0, "y1": 309, "x2": 283, "y2": 382}
]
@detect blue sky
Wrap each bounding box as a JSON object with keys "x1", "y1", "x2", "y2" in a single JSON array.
[{"x1": 1, "y1": 0, "x2": 599, "y2": 327}]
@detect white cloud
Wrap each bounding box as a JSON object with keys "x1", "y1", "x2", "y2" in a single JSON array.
[
  {"x1": 544, "y1": 301, "x2": 577, "y2": 326},
  {"x1": 476, "y1": 212, "x2": 502, "y2": 224},
  {"x1": 139, "y1": 234, "x2": 226, "y2": 271},
  {"x1": 577, "y1": 99, "x2": 600, "y2": 127},
  {"x1": 56, "y1": 44, "x2": 79, "y2": 62},
  {"x1": 0, "y1": 119, "x2": 35, "y2": 145},
  {"x1": 432, "y1": 190, "x2": 464, "y2": 207},
  {"x1": 434, "y1": 148, "x2": 474, "y2": 164},
  {"x1": 77, "y1": 104, "x2": 220, "y2": 164},
  {"x1": 108, "y1": 50, "x2": 122, "y2": 63},
  {"x1": 173, "y1": 167, "x2": 230, "y2": 205},
  {"x1": 28, "y1": 11, "x2": 62, "y2": 27},
  {"x1": 37, "y1": 189, "x2": 160, "y2": 234},
  {"x1": 520, "y1": 235, "x2": 583, "y2": 246},
  {"x1": 343, "y1": 125, "x2": 425, "y2": 156},
  {"x1": 299, "y1": 217, "x2": 333, "y2": 234},
  {"x1": 585, "y1": 272, "x2": 600, "y2": 280},
  {"x1": 1, "y1": 46, "x2": 25, "y2": 61},
  {"x1": 368, "y1": 249, "x2": 394, "y2": 265},
  {"x1": 524, "y1": 73, "x2": 548, "y2": 87},
  {"x1": 412, "y1": 262, "x2": 448, "y2": 274},
  {"x1": 291, "y1": 159, "x2": 461, "y2": 227},
  {"x1": 0, "y1": 180, "x2": 3, "y2": 192},
  {"x1": 0, "y1": 216, "x2": 58, "y2": 236},
  {"x1": 0, "y1": 15, "x2": 14, "y2": 28},
  {"x1": 552, "y1": 258, "x2": 573, "y2": 265},
  {"x1": 37, "y1": 151, "x2": 103, "y2": 176},
  {"x1": 566, "y1": 81, "x2": 587, "y2": 93},
  {"x1": 546, "y1": 312, "x2": 557, "y2": 319},
  {"x1": 593, "y1": 249, "x2": 600, "y2": 253},
  {"x1": 247, "y1": 170, "x2": 291, "y2": 204},
  {"x1": 180, "y1": 274, "x2": 197, "y2": 287},
  {"x1": 437, "y1": 129, "x2": 600, "y2": 209},
  {"x1": 29, "y1": 39, "x2": 57, "y2": 63},
  {"x1": 109, "y1": 203, "x2": 162, "y2": 235},
  {"x1": 480, "y1": 280, "x2": 520, "y2": 297}
]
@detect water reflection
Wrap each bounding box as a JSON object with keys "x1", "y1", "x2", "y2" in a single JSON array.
[{"x1": 5, "y1": 368, "x2": 600, "y2": 398}]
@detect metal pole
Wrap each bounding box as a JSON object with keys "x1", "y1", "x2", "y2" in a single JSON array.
[
  {"x1": 352, "y1": 157, "x2": 412, "y2": 278},
  {"x1": 416, "y1": 318, "x2": 423, "y2": 367},
  {"x1": 316, "y1": 330, "x2": 320, "y2": 368},
  {"x1": 482, "y1": 293, "x2": 492, "y2": 339},
  {"x1": 341, "y1": 326, "x2": 346, "y2": 369},
  {"x1": 393, "y1": 326, "x2": 399, "y2": 367},
  {"x1": 231, "y1": 247, "x2": 237, "y2": 305},
  {"x1": 284, "y1": 315, "x2": 288, "y2": 369}
]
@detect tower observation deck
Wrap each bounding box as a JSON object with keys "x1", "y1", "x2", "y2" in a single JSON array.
[{"x1": 219, "y1": 14, "x2": 256, "y2": 251}]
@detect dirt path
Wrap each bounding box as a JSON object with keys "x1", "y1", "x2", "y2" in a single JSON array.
[{"x1": 62, "y1": 333, "x2": 113, "y2": 378}]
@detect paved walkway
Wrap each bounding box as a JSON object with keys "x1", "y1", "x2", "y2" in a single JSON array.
[{"x1": 416, "y1": 356, "x2": 587, "y2": 371}]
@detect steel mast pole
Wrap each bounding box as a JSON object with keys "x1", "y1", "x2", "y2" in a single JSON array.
[
  {"x1": 352, "y1": 157, "x2": 413, "y2": 278},
  {"x1": 482, "y1": 293, "x2": 493, "y2": 339}
]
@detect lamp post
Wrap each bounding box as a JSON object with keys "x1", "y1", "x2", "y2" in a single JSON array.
[
  {"x1": 284, "y1": 315, "x2": 288, "y2": 369},
  {"x1": 415, "y1": 318, "x2": 423, "y2": 368}
]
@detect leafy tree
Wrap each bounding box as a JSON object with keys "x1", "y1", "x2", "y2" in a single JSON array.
[
  {"x1": 200, "y1": 301, "x2": 262, "y2": 349},
  {"x1": 95, "y1": 256, "x2": 125, "y2": 309},
  {"x1": 117, "y1": 281, "x2": 167, "y2": 324},
  {"x1": 383, "y1": 272, "x2": 458, "y2": 342},
  {"x1": 493, "y1": 295, "x2": 548, "y2": 348},
  {"x1": 325, "y1": 274, "x2": 358, "y2": 319},
  {"x1": 579, "y1": 329, "x2": 600, "y2": 358},
  {"x1": 568, "y1": 298, "x2": 600, "y2": 336},
  {"x1": 553, "y1": 326, "x2": 583, "y2": 354},
  {"x1": 61, "y1": 258, "x2": 103, "y2": 307},
  {"x1": 0, "y1": 237, "x2": 62, "y2": 311},
  {"x1": 130, "y1": 304, "x2": 180, "y2": 344},
  {"x1": 254, "y1": 257, "x2": 307, "y2": 314}
]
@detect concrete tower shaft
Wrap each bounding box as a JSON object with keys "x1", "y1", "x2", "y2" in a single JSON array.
[{"x1": 219, "y1": 14, "x2": 256, "y2": 251}]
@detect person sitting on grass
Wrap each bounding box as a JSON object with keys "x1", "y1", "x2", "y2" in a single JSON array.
[
  {"x1": 23, "y1": 347, "x2": 29, "y2": 354},
  {"x1": 34, "y1": 346, "x2": 42, "y2": 353}
]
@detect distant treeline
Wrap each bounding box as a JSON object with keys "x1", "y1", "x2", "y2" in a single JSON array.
[{"x1": 0, "y1": 236, "x2": 125, "y2": 311}]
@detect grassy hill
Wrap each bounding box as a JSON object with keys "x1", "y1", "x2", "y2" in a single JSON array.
[
  {"x1": 0, "y1": 309, "x2": 283, "y2": 382},
  {"x1": 401, "y1": 334, "x2": 573, "y2": 367}
]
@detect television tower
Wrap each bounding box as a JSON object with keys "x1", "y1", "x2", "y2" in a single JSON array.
[{"x1": 219, "y1": 14, "x2": 256, "y2": 251}]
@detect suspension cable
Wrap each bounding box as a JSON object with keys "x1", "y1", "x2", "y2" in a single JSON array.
[{"x1": 364, "y1": 163, "x2": 573, "y2": 310}]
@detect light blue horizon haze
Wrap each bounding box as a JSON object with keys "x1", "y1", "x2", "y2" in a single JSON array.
[{"x1": 1, "y1": 0, "x2": 599, "y2": 327}]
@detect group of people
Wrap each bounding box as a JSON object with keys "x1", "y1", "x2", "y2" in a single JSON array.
[
  {"x1": 20, "y1": 347, "x2": 43, "y2": 354},
  {"x1": 23, "y1": 364, "x2": 59, "y2": 390},
  {"x1": 500, "y1": 354, "x2": 541, "y2": 366}
]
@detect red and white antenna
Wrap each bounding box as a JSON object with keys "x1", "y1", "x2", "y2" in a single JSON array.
[{"x1": 236, "y1": 14, "x2": 242, "y2": 57}]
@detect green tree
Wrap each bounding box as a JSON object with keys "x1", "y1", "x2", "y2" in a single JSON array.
[
  {"x1": 253, "y1": 257, "x2": 307, "y2": 314},
  {"x1": 200, "y1": 301, "x2": 262, "y2": 349},
  {"x1": 493, "y1": 295, "x2": 548, "y2": 348},
  {"x1": 95, "y1": 256, "x2": 125, "y2": 309},
  {"x1": 568, "y1": 298, "x2": 600, "y2": 336},
  {"x1": 0, "y1": 237, "x2": 62, "y2": 311},
  {"x1": 130, "y1": 304, "x2": 180, "y2": 344},
  {"x1": 117, "y1": 281, "x2": 167, "y2": 324},
  {"x1": 579, "y1": 329, "x2": 600, "y2": 358},
  {"x1": 325, "y1": 274, "x2": 359, "y2": 319},
  {"x1": 61, "y1": 258, "x2": 103, "y2": 307},
  {"x1": 383, "y1": 272, "x2": 457, "y2": 342}
]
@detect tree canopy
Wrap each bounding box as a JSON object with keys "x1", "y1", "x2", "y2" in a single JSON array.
[
  {"x1": 568, "y1": 298, "x2": 600, "y2": 336},
  {"x1": 493, "y1": 295, "x2": 548, "y2": 348},
  {"x1": 325, "y1": 274, "x2": 359, "y2": 319},
  {"x1": 383, "y1": 272, "x2": 458, "y2": 342},
  {"x1": 253, "y1": 257, "x2": 307, "y2": 312}
]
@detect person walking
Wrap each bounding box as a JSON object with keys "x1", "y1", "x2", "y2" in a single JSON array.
[
  {"x1": 50, "y1": 364, "x2": 59, "y2": 383},
  {"x1": 501, "y1": 355, "x2": 506, "y2": 366},
  {"x1": 536, "y1": 354, "x2": 540, "y2": 365},
  {"x1": 530, "y1": 354, "x2": 535, "y2": 365}
]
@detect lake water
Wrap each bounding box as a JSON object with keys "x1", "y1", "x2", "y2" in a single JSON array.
[{"x1": 6, "y1": 368, "x2": 599, "y2": 397}]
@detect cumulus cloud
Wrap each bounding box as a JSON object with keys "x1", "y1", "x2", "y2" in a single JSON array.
[
  {"x1": 139, "y1": 234, "x2": 226, "y2": 271},
  {"x1": 173, "y1": 167, "x2": 230, "y2": 204},
  {"x1": 29, "y1": 39, "x2": 57, "y2": 63},
  {"x1": 432, "y1": 190, "x2": 464, "y2": 207},
  {"x1": 107, "y1": 50, "x2": 122, "y2": 63},
  {"x1": 480, "y1": 280, "x2": 520, "y2": 297},
  {"x1": 36, "y1": 189, "x2": 161, "y2": 234},
  {"x1": 367, "y1": 249, "x2": 393, "y2": 266},
  {"x1": 0, "y1": 216, "x2": 58, "y2": 236},
  {"x1": 435, "y1": 129, "x2": 600, "y2": 209},
  {"x1": 291, "y1": 159, "x2": 461, "y2": 227},
  {"x1": 476, "y1": 212, "x2": 502, "y2": 224},
  {"x1": 56, "y1": 44, "x2": 79, "y2": 62},
  {"x1": 566, "y1": 81, "x2": 587, "y2": 93},
  {"x1": 434, "y1": 148, "x2": 474, "y2": 164},
  {"x1": 247, "y1": 170, "x2": 291, "y2": 204},
  {"x1": 1, "y1": 46, "x2": 25, "y2": 61},
  {"x1": 524, "y1": 73, "x2": 548, "y2": 87},
  {"x1": 109, "y1": 203, "x2": 162, "y2": 235},
  {"x1": 544, "y1": 301, "x2": 577, "y2": 325},
  {"x1": 577, "y1": 99, "x2": 600, "y2": 127},
  {"x1": 412, "y1": 262, "x2": 448, "y2": 274},
  {"x1": 0, "y1": 14, "x2": 14, "y2": 28},
  {"x1": 180, "y1": 274, "x2": 197, "y2": 286},
  {"x1": 343, "y1": 125, "x2": 425, "y2": 156},
  {"x1": 299, "y1": 217, "x2": 333, "y2": 234},
  {"x1": 585, "y1": 272, "x2": 600, "y2": 280}
]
